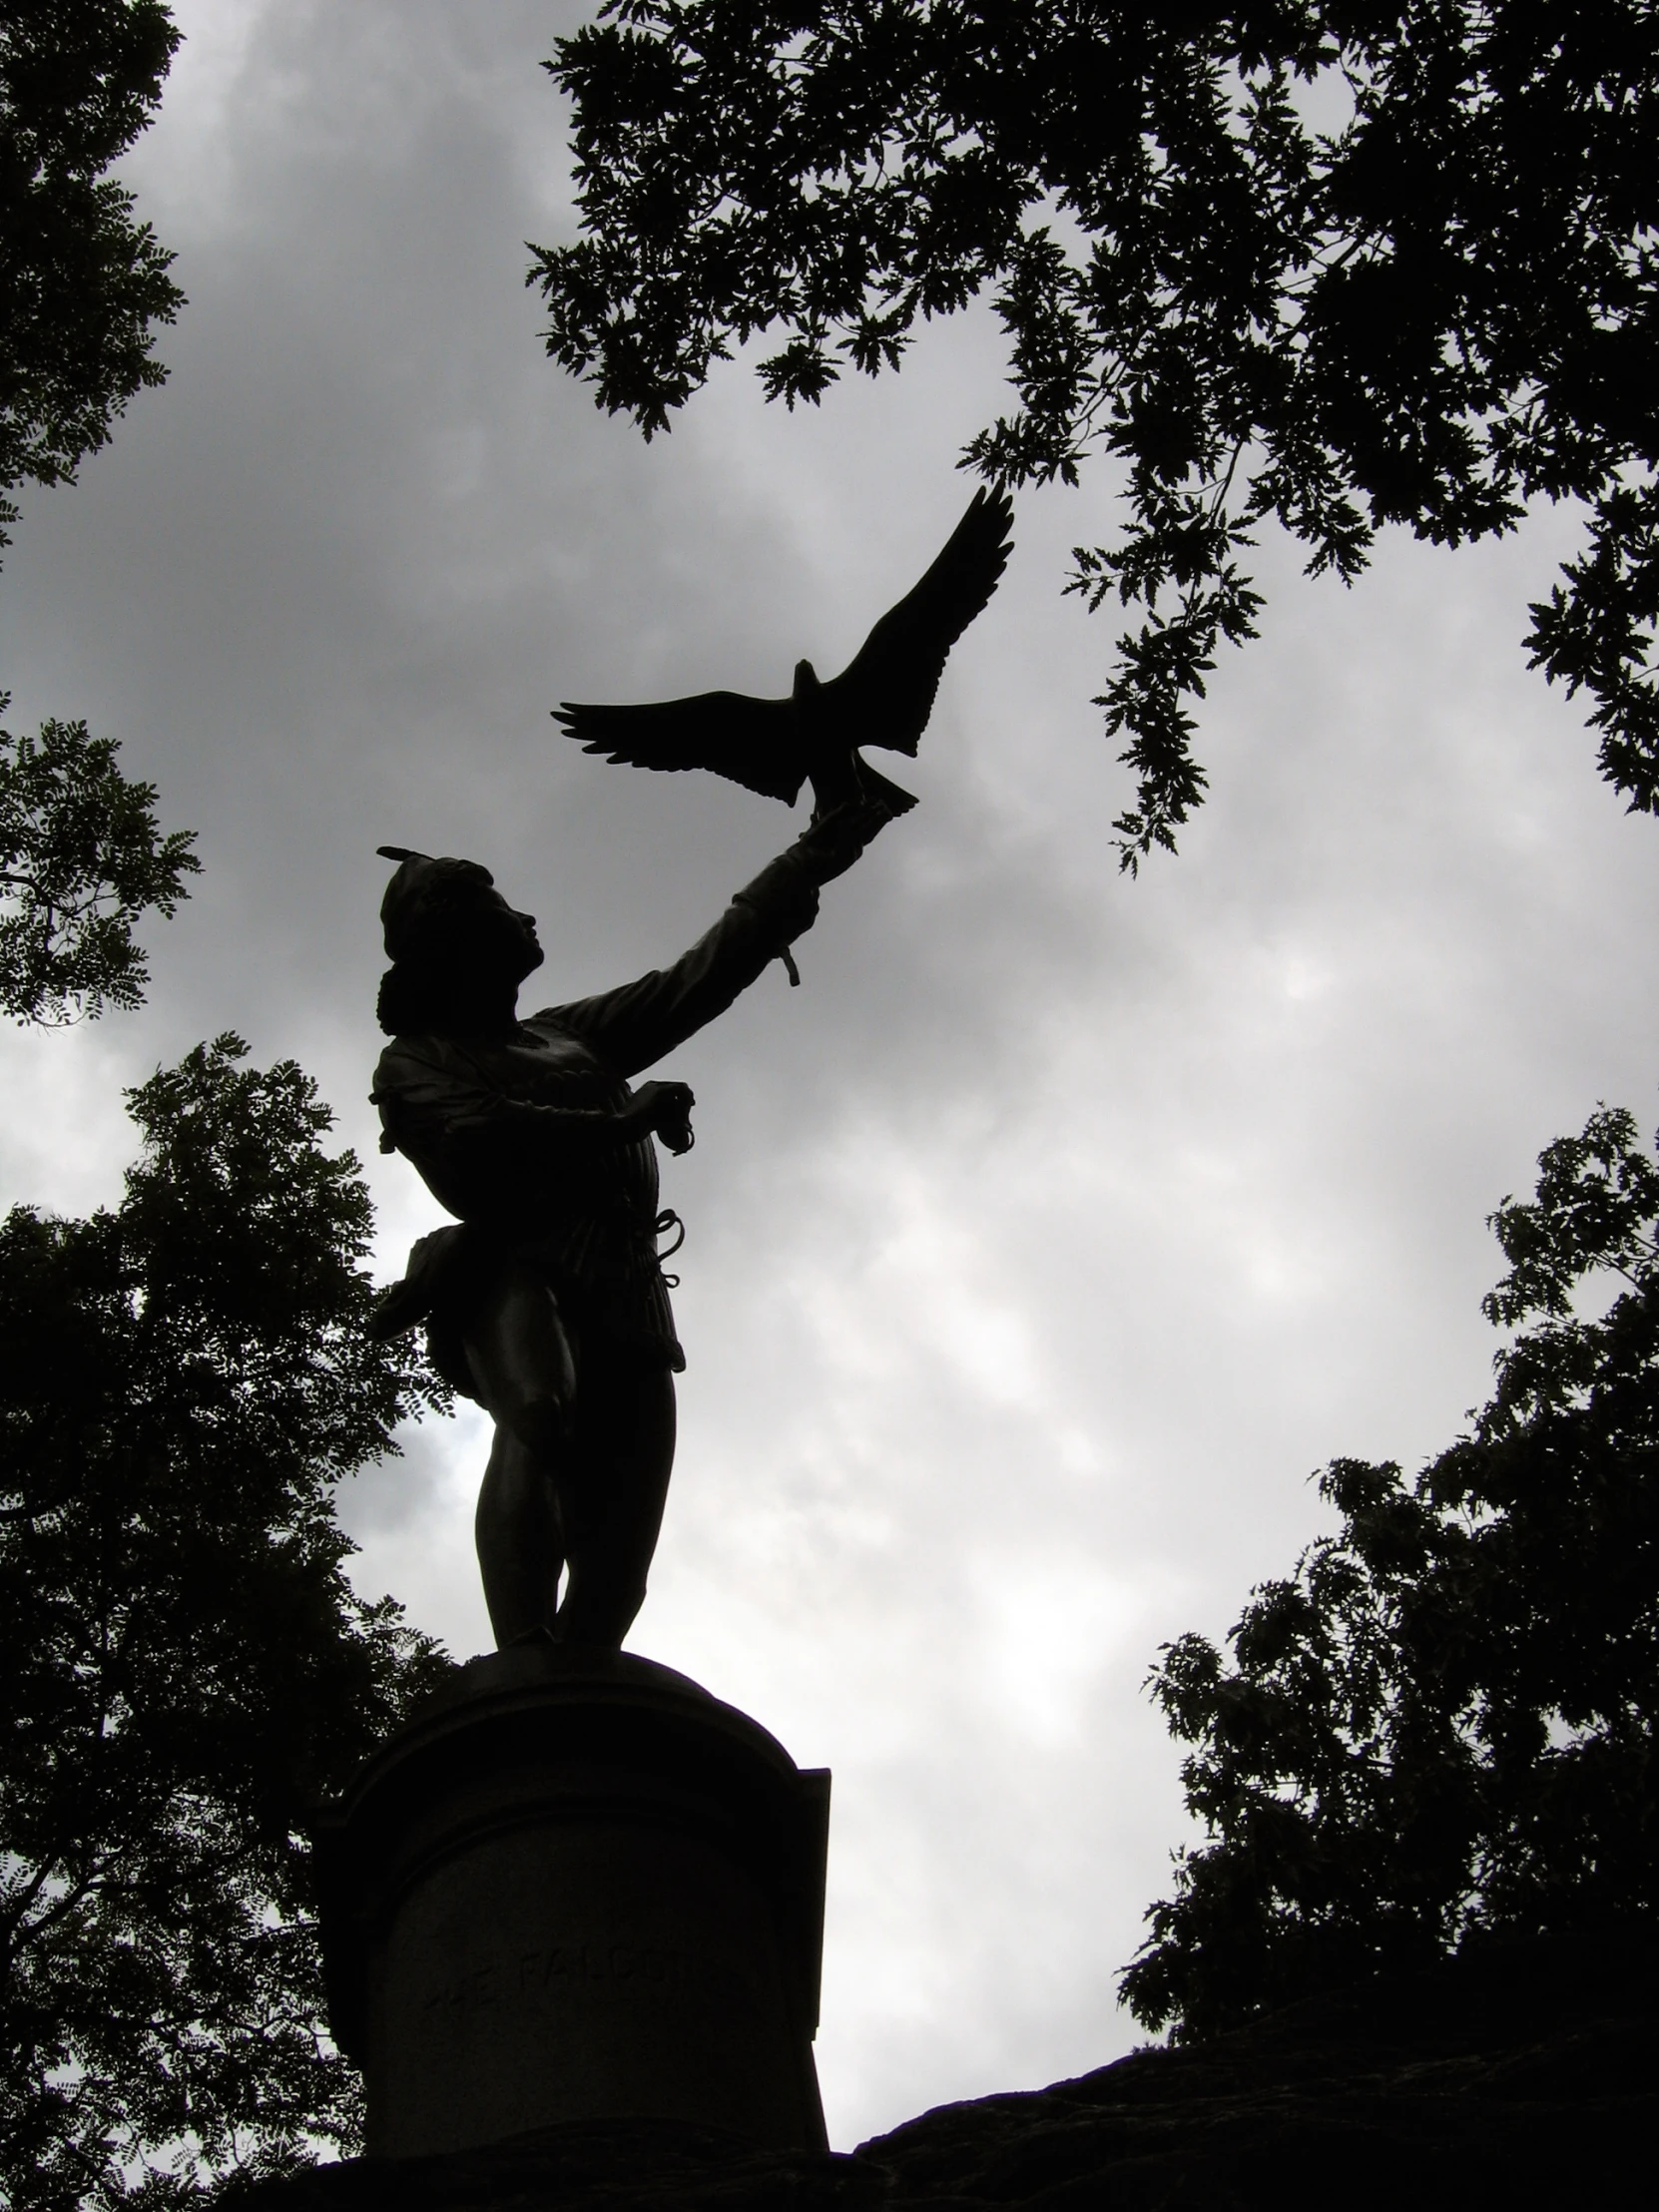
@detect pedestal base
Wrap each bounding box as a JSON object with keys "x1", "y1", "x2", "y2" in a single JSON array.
[{"x1": 312, "y1": 1645, "x2": 830, "y2": 2158}]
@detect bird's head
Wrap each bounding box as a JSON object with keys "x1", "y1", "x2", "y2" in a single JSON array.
[{"x1": 792, "y1": 658, "x2": 822, "y2": 700}]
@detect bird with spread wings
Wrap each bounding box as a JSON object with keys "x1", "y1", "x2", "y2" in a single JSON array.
[{"x1": 554, "y1": 487, "x2": 1014, "y2": 820}]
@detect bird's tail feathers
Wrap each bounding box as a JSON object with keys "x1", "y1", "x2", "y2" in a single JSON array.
[{"x1": 855, "y1": 760, "x2": 919, "y2": 815}]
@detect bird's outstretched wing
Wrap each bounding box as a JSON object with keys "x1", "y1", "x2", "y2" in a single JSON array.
[
  {"x1": 822, "y1": 486, "x2": 1014, "y2": 757},
  {"x1": 554, "y1": 691, "x2": 804, "y2": 805}
]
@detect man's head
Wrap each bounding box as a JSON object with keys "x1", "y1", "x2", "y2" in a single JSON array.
[{"x1": 375, "y1": 846, "x2": 543, "y2": 1033}]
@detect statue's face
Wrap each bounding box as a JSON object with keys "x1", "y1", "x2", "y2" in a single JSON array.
[
  {"x1": 447, "y1": 886, "x2": 544, "y2": 986},
  {"x1": 489, "y1": 890, "x2": 544, "y2": 980}
]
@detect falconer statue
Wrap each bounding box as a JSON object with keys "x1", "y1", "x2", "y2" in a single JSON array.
[
  {"x1": 369, "y1": 488, "x2": 1014, "y2": 1652},
  {"x1": 367, "y1": 805, "x2": 889, "y2": 1651}
]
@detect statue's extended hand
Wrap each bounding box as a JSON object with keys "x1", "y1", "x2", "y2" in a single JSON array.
[
  {"x1": 792, "y1": 799, "x2": 895, "y2": 885},
  {"x1": 626, "y1": 1079, "x2": 696, "y2": 1155}
]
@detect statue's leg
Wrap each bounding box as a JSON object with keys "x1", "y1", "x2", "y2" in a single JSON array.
[
  {"x1": 461, "y1": 1261, "x2": 577, "y2": 1647},
  {"x1": 471, "y1": 1430, "x2": 563, "y2": 1646},
  {"x1": 554, "y1": 1349, "x2": 676, "y2": 1648}
]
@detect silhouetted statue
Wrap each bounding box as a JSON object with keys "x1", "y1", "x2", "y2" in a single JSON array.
[
  {"x1": 555, "y1": 487, "x2": 1013, "y2": 819},
  {"x1": 369, "y1": 806, "x2": 888, "y2": 1649}
]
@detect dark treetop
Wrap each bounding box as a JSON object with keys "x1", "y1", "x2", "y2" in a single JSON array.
[
  {"x1": 1123, "y1": 1103, "x2": 1659, "y2": 2044},
  {"x1": 0, "y1": 1036, "x2": 448, "y2": 2208},
  {"x1": 533, "y1": 2, "x2": 1659, "y2": 867},
  {"x1": 0, "y1": 0, "x2": 184, "y2": 553},
  {"x1": 0, "y1": 6, "x2": 196, "y2": 1024},
  {"x1": 0, "y1": 699, "x2": 199, "y2": 1023}
]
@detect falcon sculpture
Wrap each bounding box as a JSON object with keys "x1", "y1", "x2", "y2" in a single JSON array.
[{"x1": 554, "y1": 486, "x2": 1014, "y2": 819}]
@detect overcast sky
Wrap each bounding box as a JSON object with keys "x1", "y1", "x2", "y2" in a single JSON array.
[{"x1": 3, "y1": 0, "x2": 1656, "y2": 2153}]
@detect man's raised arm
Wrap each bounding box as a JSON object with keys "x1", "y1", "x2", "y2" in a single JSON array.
[{"x1": 543, "y1": 803, "x2": 889, "y2": 1078}]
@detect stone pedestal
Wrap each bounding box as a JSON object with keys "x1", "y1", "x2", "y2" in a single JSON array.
[{"x1": 311, "y1": 1644, "x2": 830, "y2": 2159}]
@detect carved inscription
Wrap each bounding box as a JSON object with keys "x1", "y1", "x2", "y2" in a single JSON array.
[{"x1": 421, "y1": 1940, "x2": 757, "y2": 2022}]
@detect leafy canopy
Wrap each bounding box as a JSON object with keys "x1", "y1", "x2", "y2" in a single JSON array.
[
  {"x1": 0, "y1": 1036, "x2": 452, "y2": 2211},
  {"x1": 0, "y1": 7, "x2": 194, "y2": 1019},
  {"x1": 1123, "y1": 1105, "x2": 1659, "y2": 2042},
  {"x1": 0, "y1": 700, "x2": 199, "y2": 1022},
  {"x1": 0, "y1": 0, "x2": 183, "y2": 549},
  {"x1": 534, "y1": 2, "x2": 1659, "y2": 867}
]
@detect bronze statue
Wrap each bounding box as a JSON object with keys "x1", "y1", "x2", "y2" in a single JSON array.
[
  {"x1": 373, "y1": 489, "x2": 1014, "y2": 1651},
  {"x1": 368, "y1": 805, "x2": 890, "y2": 1650},
  {"x1": 555, "y1": 487, "x2": 1014, "y2": 820}
]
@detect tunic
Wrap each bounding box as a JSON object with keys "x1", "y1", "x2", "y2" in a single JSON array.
[{"x1": 370, "y1": 852, "x2": 819, "y2": 1395}]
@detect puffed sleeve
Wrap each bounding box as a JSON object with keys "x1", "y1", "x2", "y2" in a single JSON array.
[{"x1": 371, "y1": 1035, "x2": 499, "y2": 1154}]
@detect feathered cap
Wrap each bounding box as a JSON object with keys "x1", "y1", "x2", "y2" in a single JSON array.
[{"x1": 376, "y1": 844, "x2": 497, "y2": 963}]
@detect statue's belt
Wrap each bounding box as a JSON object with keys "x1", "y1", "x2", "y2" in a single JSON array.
[{"x1": 367, "y1": 1210, "x2": 684, "y2": 1342}]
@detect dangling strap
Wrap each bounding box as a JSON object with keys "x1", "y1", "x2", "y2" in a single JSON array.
[{"x1": 654, "y1": 1208, "x2": 686, "y2": 1287}]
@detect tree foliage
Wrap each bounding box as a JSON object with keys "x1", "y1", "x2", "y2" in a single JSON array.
[
  {"x1": 534, "y1": 2, "x2": 1659, "y2": 867},
  {"x1": 0, "y1": 700, "x2": 199, "y2": 1023},
  {"x1": 1123, "y1": 1105, "x2": 1659, "y2": 2043},
  {"x1": 0, "y1": 0, "x2": 183, "y2": 550},
  {"x1": 0, "y1": 1036, "x2": 453, "y2": 2210},
  {"x1": 0, "y1": 5, "x2": 194, "y2": 1020}
]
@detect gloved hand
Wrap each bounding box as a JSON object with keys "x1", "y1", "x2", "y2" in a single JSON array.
[{"x1": 789, "y1": 798, "x2": 896, "y2": 884}]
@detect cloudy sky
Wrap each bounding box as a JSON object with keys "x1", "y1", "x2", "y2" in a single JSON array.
[{"x1": 3, "y1": 0, "x2": 1656, "y2": 2152}]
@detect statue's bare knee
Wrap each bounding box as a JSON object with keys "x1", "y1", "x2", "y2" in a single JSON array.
[{"x1": 500, "y1": 1391, "x2": 568, "y2": 1458}]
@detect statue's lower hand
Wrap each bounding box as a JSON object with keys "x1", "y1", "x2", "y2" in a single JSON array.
[{"x1": 627, "y1": 1079, "x2": 696, "y2": 1155}]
